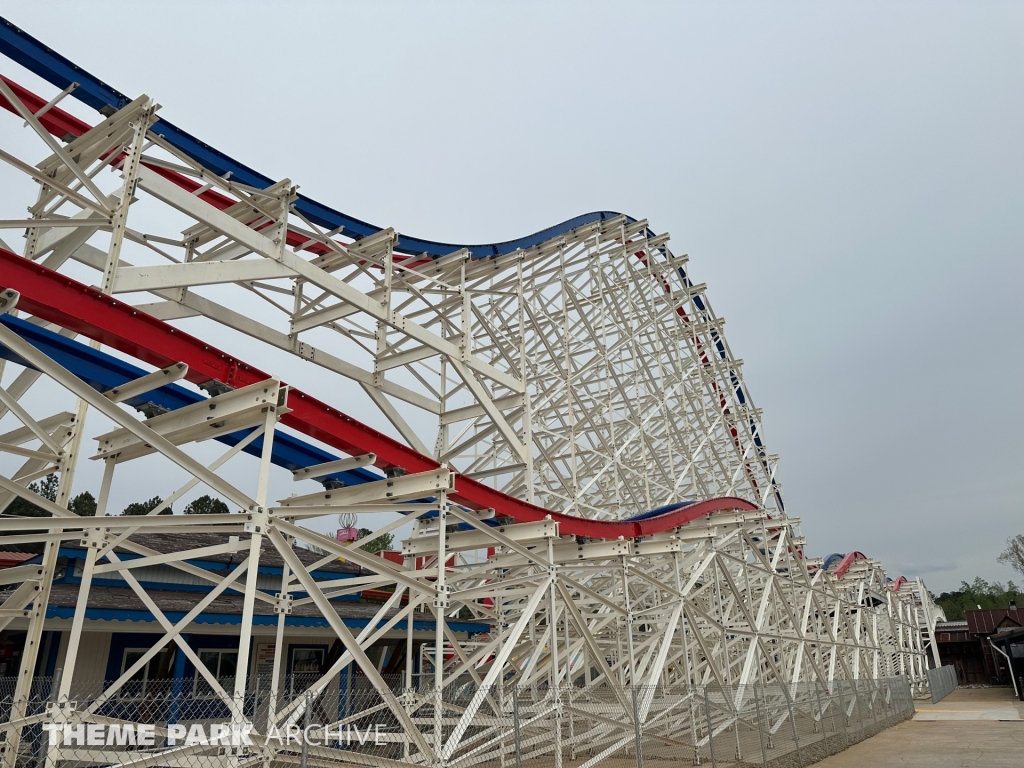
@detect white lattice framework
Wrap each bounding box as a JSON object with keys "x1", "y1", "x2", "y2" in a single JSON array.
[{"x1": 0, "y1": 57, "x2": 939, "y2": 768}]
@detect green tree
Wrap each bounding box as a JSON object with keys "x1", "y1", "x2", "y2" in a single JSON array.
[
  {"x1": 121, "y1": 496, "x2": 171, "y2": 516},
  {"x1": 998, "y1": 534, "x2": 1024, "y2": 579},
  {"x1": 935, "y1": 578, "x2": 1020, "y2": 621},
  {"x1": 7, "y1": 473, "x2": 59, "y2": 517},
  {"x1": 6, "y1": 476, "x2": 96, "y2": 517},
  {"x1": 35, "y1": 473, "x2": 58, "y2": 502},
  {"x1": 5, "y1": 475, "x2": 95, "y2": 551},
  {"x1": 68, "y1": 491, "x2": 97, "y2": 517},
  {"x1": 184, "y1": 495, "x2": 229, "y2": 515},
  {"x1": 357, "y1": 527, "x2": 394, "y2": 555}
]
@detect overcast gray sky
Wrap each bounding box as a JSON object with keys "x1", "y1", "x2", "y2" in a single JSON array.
[{"x1": 2, "y1": 2, "x2": 1022, "y2": 593}]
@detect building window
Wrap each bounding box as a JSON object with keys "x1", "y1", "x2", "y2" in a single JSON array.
[
  {"x1": 194, "y1": 650, "x2": 238, "y2": 697},
  {"x1": 290, "y1": 647, "x2": 324, "y2": 674},
  {"x1": 120, "y1": 648, "x2": 173, "y2": 698},
  {"x1": 288, "y1": 646, "x2": 325, "y2": 695}
]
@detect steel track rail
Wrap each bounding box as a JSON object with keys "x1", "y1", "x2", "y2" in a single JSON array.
[
  {"x1": 0, "y1": 16, "x2": 633, "y2": 259},
  {"x1": 0, "y1": 70, "x2": 785, "y2": 514},
  {"x1": 0, "y1": 250, "x2": 756, "y2": 539}
]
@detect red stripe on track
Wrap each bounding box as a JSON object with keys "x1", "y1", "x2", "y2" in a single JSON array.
[
  {"x1": 0, "y1": 75, "x2": 756, "y2": 539},
  {"x1": 0, "y1": 75, "x2": 340, "y2": 258},
  {"x1": 0, "y1": 75, "x2": 89, "y2": 140},
  {"x1": 833, "y1": 551, "x2": 867, "y2": 578},
  {"x1": 0, "y1": 250, "x2": 755, "y2": 539}
]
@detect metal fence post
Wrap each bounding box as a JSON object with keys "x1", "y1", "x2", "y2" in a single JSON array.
[
  {"x1": 49, "y1": 668, "x2": 62, "y2": 704},
  {"x1": 781, "y1": 683, "x2": 801, "y2": 759},
  {"x1": 253, "y1": 675, "x2": 260, "y2": 734},
  {"x1": 809, "y1": 683, "x2": 819, "y2": 734},
  {"x1": 751, "y1": 686, "x2": 768, "y2": 767},
  {"x1": 814, "y1": 680, "x2": 831, "y2": 744},
  {"x1": 689, "y1": 686, "x2": 702, "y2": 766},
  {"x1": 848, "y1": 680, "x2": 860, "y2": 738},
  {"x1": 835, "y1": 681, "x2": 849, "y2": 743},
  {"x1": 38, "y1": 669, "x2": 63, "y2": 765},
  {"x1": 513, "y1": 686, "x2": 522, "y2": 768},
  {"x1": 701, "y1": 687, "x2": 718, "y2": 768},
  {"x1": 631, "y1": 685, "x2": 644, "y2": 768},
  {"x1": 300, "y1": 689, "x2": 310, "y2": 768},
  {"x1": 567, "y1": 684, "x2": 576, "y2": 761},
  {"x1": 854, "y1": 680, "x2": 867, "y2": 736}
]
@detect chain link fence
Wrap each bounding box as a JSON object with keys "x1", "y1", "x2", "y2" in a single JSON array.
[
  {"x1": 0, "y1": 674, "x2": 914, "y2": 768},
  {"x1": 925, "y1": 665, "x2": 957, "y2": 704}
]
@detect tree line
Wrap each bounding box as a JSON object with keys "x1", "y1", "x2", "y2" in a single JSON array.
[
  {"x1": 933, "y1": 534, "x2": 1024, "y2": 620},
  {"x1": 8, "y1": 473, "x2": 393, "y2": 553},
  {"x1": 8, "y1": 473, "x2": 234, "y2": 517},
  {"x1": 12, "y1": 474, "x2": 1019, "y2": 575},
  {"x1": 935, "y1": 578, "x2": 1019, "y2": 621}
]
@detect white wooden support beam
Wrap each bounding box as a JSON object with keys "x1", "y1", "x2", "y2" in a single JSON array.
[
  {"x1": 446, "y1": 506, "x2": 553, "y2": 569},
  {"x1": 137, "y1": 166, "x2": 521, "y2": 392},
  {"x1": 0, "y1": 565, "x2": 44, "y2": 587},
  {"x1": 402, "y1": 518, "x2": 557, "y2": 556},
  {"x1": 278, "y1": 468, "x2": 452, "y2": 507},
  {"x1": 0, "y1": 289, "x2": 18, "y2": 315},
  {"x1": 556, "y1": 538, "x2": 635, "y2": 562},
  {"x1": 137, "y1": 165, "x2": 277, "y2": 257},
  {"x1": 0, "y1": 321, "x2": 261, "y2": 512},
  {"x1": 0, "y1": 386, "x2": 64, "y2": 457},
  {"x1": 360, "y1": 383, "x2": 433, "y2": 457},
  {"x1": 102, "y1": 363, "x2": 188, "y2": 403},
  {"x1": 92, "y1": 539, "x2": 249, "y2": 575},
  {"x1": 64, "y1": 241, "x2": 442, "y2": 413},
  {"x1": 92, "y1": 378, "x2": 285, "y2": 462},
  {"x1": 632, "y1": 537, "x2": 683, "y2": 556},
  {"x1": 112, "y1": 260, "x2": 295, "y2": 293},
  {"x1": 450, "y1": 359, "x2": 528, "y2": 463},
  {"x1": 291, "y1": 453, "x2": 377, "y2": 481},
  {"x1": 266, "y1": 525, "x2": 437, "y2": 762},
  {"x1": 0, "y1": 78, "x2": 110, "y2": 209}
]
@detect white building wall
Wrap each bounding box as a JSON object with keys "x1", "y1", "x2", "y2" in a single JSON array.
[{"x1": 67, "y1": 632, "x2": 111, "y2": 697}]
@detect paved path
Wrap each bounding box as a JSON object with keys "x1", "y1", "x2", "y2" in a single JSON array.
[
  {"x1": 813, "y1": 687, "x2": 1024, "y2": 767},
  {"x1": 913, "y1": 685, "x2": 1021, "y2": 721}
]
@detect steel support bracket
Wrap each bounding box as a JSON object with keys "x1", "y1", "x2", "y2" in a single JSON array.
[
  {"x1": 274, "y1": 592, "x2": 294, "y2": 615},
  {"x1": 79, "y1": 527, "x2": 108, "y2": 549},
  {"x1": 433, "y1": 584, "x2": 452, "y2": 609},
  {"x1": 244, "y1": 508, "x2": 268, "y2": 534}
]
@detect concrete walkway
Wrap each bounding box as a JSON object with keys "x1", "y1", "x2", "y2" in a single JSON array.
[
  {"x1": 813, "y1": 687, "x2": 1024, "y2": 767},
  {"x1": 913, "y1": 686, "x2": 1021, "y2": 721}
]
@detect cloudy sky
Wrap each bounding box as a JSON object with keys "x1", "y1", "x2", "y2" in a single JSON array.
[{"x1": 1, "y1": 2, "x2": 1022, "y2": 592}]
